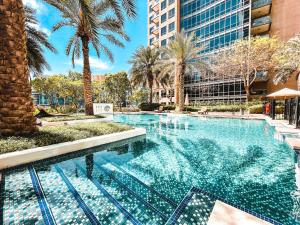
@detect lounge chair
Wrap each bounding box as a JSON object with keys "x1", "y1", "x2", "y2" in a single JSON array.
[
  {"x1": 155, "y1": 106, "x2": 164, "y2": 113},
  {"x1": 198, "y1": 107, "x2": 208, "y2": 115}
]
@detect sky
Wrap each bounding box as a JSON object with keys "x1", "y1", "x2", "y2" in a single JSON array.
[{"x1": 23, "y1": 0, "x2": 148, "y2": 76}]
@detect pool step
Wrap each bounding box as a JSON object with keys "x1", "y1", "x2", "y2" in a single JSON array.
[
  {"x1": 99, "y1": 157, "x2": 177, "y2": 214},
  {"x1": 165, "y1": 187, "x2": 282, "y2": 225},
  {"x1": 0, "y1": 168, "x2": 45, "y2": 224},
  {"x1": 74, "y1": 160, "x2": 169, "y2": 224}
]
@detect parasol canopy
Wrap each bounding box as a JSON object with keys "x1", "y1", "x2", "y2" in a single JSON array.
[{"x1": 267, "y1": 88, "x2": 300, "y2": 99}]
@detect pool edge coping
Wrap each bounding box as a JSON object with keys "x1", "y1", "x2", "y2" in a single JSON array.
[{"x1": 0, "y1": 128, "x2": 146, "y2": 170}]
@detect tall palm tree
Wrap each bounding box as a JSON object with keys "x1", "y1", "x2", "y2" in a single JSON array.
[
  {"x1": 25, "y1": 6, "x2": 57, "y2": 75},
  {"x1": 45, "y1": 0, "x2": 136, "y2": 115},
  {"x1": 0, "y1": 0, "x2": 37, "y2": 136},
  {"x1": 129, "y1": 46, "x2": 160, "y2": 104},
  {"x1": 160, "y1": 31, "x2": 206, "y2": 112}
]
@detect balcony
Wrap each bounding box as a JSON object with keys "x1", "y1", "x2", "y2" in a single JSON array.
[
  {"x1": 152, "y1": 39, "x2": 159, "y2": 48},
  {"x1": 152, "y1": 2, "x2": 159, "y2": 12},
  {"x1": 251, "y1": 16, "x2": 272, "y2": 35},
  {"x1": 252, "y1": 0, "x2": 272, "y2": 19},
  {"x1": 152, "y1": 15, "x2": 159, "y2": 24},
  {"x1": 152, "y1": 27, "x2": 159, "y2": 36}
]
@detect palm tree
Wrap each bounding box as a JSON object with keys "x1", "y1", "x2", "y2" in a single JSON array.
[
  {"x1": 129, "y1": 46, "x2": 160, "y2": 104},
  {"x1": 45, "y1": 0, "x2": 136, "y2": 115},
  {"x1": 160, "y1": 31, "x2": 206, "y2": 112},
  {"x1": 25, "y1": 6, "x2": 57, "y2": 76},
  {"x1": 0, "y1": 0, "x2": 37, "y2": 136}
]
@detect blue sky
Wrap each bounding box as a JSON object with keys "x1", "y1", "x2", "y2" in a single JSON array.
[{"x1": 23, "y1": 0, "x2": 148, "y2": 76}]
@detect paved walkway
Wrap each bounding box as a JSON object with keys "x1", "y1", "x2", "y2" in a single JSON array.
[{"x1": 207, "y1": 201, "x2": 272, "y2": 225}]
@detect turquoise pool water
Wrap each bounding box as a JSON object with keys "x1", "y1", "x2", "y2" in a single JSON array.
[
  {"x1": 111, "y1": 114, "x2": 300, "y2": 224},
  {"x1": 0, "y1": 114, "x2": 299, "y2": 224}
]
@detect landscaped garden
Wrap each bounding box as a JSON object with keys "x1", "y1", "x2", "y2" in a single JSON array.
[
  {"x1": 0, "y1": 122, "x2": 131, "y2": 154},
  {"x1": 1, "y1": 0, "x2": 300, "y2": 225}
]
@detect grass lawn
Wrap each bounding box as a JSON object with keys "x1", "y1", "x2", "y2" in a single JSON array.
[
  {"x1": 41, "y1": 114, "x2": 105, "y2": 122},
  {"x1": 0, "y1": 122, "x2": 131, "y2": 154}
]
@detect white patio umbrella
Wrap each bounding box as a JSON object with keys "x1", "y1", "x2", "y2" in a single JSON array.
[
  {"x1": 267, "y1": 88, "x2": 300, "y2": 99},
  {"x1": 185, "y1": 94, "x2": 189, "y2": 105}
]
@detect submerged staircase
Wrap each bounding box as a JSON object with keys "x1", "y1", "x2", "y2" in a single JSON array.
[{"x1": 0, "y1": 157, "x2": 282, "y2": 225}]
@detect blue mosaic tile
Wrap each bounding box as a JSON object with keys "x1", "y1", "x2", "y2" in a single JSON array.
[
  {"x1": 1, "y1": 168, "x2": 44, "y2": 225},
  {"x1": 34, "y1": 165, "x2": 92, "y2": 225},
  {"x1": 58, "y1": 161, "x2": 132, "y2": 225}
]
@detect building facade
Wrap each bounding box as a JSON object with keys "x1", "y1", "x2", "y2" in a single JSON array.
[{"x1": 147, "y1": 0, "x2": 300, "y2": 104}]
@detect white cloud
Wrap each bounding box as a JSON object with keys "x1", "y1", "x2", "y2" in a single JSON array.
[
  {"x1": 23, "y1": 0, "x2": 46, "y2": 13},
  {"x1": 74, "y1": 57, "x2": 112, "y2": 71},
  {"x1": 29, "y1": 23, "x2": 51, "y2": 36}
]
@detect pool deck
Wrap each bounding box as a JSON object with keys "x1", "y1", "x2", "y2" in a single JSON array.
[{"x1": 207, "y1": 200, "x2": 272, "y2": 225}]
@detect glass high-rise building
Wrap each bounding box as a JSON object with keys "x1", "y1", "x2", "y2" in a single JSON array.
[{"x1": 147, "y1": 0, "x2": 300, "y2": 104}]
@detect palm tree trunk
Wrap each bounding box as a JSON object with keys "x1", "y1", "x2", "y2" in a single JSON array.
[
  {"x1": 0, "y1": 0, "x2": 37, "y2": 136},
  {"x1": 175, "y1": 69, "x2": 180, "y2": 105},
  {"x1": 148, "y1": 73, "x2": 153, "y2": 104},
  {"x1": 175, "y1": 64, "x2": 185, "y2": 112},
  {"x1": 81, "y1": 36, "x2": 93, "y2": 115}
]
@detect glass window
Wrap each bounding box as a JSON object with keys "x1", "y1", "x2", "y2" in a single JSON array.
[
  {"x1": 168, "y1": 22, "x2": 175, "y2": 32},
  {"x1": 161, "y1": 0, "x2": 166, "y2": 10},
  {"x1": 161, "y1": 13, "x2": 167, "y2": 23},
  {"x1": 161, "y1": 26, "x2": 167, "y2": 35},
  {"x1": 169, "y1": 0, "x2": 175, "y2": 5},
  {"x1": 168, "y1": 8, "x2": 175, "y2": 19},
  {"x1": 161, "y1": 39, "x2": 167, "y2": 46}
]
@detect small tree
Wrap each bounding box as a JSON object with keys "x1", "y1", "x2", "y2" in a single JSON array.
[
  {"x1": 31, "y1": 76, "x2": 59, "y2": 108},
  {"x1": 103, "y1": 72, "x2": 131, "y2": 111},
  {"x1": 93, "y1": 80, "x2": 107, "y2": 103},
  {"x1": 129, "y1": 46, "x2": 160, "y2": 103},
  {"x1": 211, "y1": 36, "x2": 282, "y2": 101},
  {"x1": 160, "y1": 31, "x2": 206, "y2": 112},
  {"x1": 273, "y1": 34, "x2": 300, "y2": 84},
  {"x1": 66, "y1": 80, "x2": 84, "y2": 110},
  {"x1": 130, "y1": 89, "x2": 149, "y2": 107}
]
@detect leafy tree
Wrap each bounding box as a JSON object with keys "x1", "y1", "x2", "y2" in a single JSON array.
[
  {"x1": 273, "y1": 34, "x2": 300, "y2": 84},
  {"x1": 45, "y1": 0, "x2": 136, "y2": 115},
  {"x1": 130, "y1": 89, "x2": 149, "y2": 107},
  {"x1": 93, "y1": 80, "x2": 107, "y2": 103},
  {"x1": 68, "y1": 71, "x2": 83, "y2": 81},
  {"x1": 160, "y1": 31, "x2": 206, "y2": 112},
  {"x1": 32, "y1": 75, "x2": 64, "y2": 108},
  {"x1": 129, "y1": 46, "x2": 160, "y2": 103},
  {"x1": 103, "y1": 72, "x2": 131, "y2": 110},
  {"x1": 211, "y1": 36, "x2": 282, "y2": 100},
  {"x1": 25, "y1": 6, "x2": 57, "y2": 76},
  {"x1": 66, "y1": 80, "x2": 84, "y2": 110}
]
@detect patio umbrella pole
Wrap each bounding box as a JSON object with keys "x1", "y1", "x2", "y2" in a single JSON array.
[{"x1": 296, "y1": 97, "x2": 300, "y2": 128}]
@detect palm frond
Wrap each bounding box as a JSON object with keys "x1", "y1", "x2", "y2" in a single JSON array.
[{"x1": 25, "y1": 5, "x2": 57, "y2": 75}]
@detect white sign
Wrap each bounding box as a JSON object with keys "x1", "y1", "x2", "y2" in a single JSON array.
[{"x1": 93, "y1": 103, "x2": 113, "y2": 114}]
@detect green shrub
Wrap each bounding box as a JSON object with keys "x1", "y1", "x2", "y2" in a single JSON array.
[
  {"x1": 139, "y1": 102, "x2": 160, "y2": 111},
  {"x1": 163, "y1": 105, "x2": 176, "y2": 111},
  {"x1": 248, "y1": 105, "x2": 263, "y2": 114},
  {"x1": 0, "y1": 122, "x2": 131, "y2": 154},
  {"x1": 209, "y1": 105, "x2": 246, "y2": 112},
  {"x1": 120, "y1": 107, "x2": 140, "y2": 112},
  {"x1": 33, "y1": 108, "x2": 40, "y2": 116},
  {"x1": 41, "y1": 114, "x2": 104, "y2": 122},
  {"x1": 276, "y1": 105, "x2": 284, "y2": 114}
]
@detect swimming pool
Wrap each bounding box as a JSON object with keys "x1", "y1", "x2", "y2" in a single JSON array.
[{"x1": 0, "y1": 114, "x2": 299, "y2": 224}]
